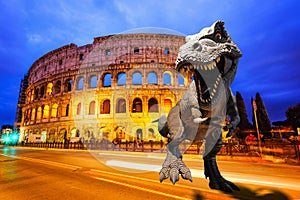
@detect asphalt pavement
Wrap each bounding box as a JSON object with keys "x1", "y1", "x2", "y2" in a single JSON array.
[{"x1": 1, "y1": 146, "x2": 300, "y2": 200}]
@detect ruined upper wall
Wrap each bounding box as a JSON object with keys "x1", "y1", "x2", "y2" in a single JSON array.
[{"x1": 27, "y1": 33, "x2": 185, "y2": 84}]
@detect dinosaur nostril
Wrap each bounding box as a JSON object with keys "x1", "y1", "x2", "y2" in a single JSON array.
[{"x1": 193, "y1": 43, "x2": 202, "y2": 51}]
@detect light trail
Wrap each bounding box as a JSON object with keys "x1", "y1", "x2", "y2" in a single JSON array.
[{"x1": 105, "y1": 160, "x2": 300, "y2": 191}]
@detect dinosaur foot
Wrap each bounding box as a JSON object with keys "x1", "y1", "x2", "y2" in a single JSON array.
[
  {"x1": 204, "y1": 159, "x2": 240, "y2": 193},
  {"x1": 159, "y1": 158, "x2": 192, "y2": 184},
  {"x1": 208, "y1": 177, "x2": 240, "y2": 193}
]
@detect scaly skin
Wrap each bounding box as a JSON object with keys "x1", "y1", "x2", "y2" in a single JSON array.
[{"x1": 157, "y1": 21, "x2": 242, "y2": 193}]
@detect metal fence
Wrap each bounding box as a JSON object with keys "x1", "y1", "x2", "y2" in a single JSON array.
[{"x1": 13, "y1": 139, "x2": 300, "y2": 162}]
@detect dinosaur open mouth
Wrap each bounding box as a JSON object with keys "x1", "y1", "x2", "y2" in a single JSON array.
[{"x1": 176, "y1": 55, "x2": 236, "y2": 104}]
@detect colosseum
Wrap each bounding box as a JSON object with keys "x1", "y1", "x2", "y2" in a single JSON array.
[{"x1": 15, "y1": 31, "x2": 194, "y2": 144}]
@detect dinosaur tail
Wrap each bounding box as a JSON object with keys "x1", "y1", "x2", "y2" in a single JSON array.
[{"x1": 152, "y1": 115, "x2": 169, "y2": 138}]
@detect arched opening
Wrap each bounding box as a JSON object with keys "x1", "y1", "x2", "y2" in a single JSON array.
[
  {"x1": 148, "y1": 128, "x2": 156, "y2": 139},
  {"x1": 148, "y1": 98, "x2": 158, "y2": 112},
  {"x1": 46, "y1": 82, "x2": 53, "y2": 96},
  {"x1": 34, "y1": 88, "x2": 39, "y2": 100},
  {"x1": 132, "y1": 98, "x2": 142, "y2": 113},
  {"x1": 30, "y1": 90, "x2": 34, "y2": 101},
  {"x1": 116, "y1": 98, "x2": 126, "y2": 113},
  {"x1": 43, "y1": 105, "x2": 50, "y2": 119},
  {"x1": 132, "y1": 72, "x2": 142, "y2": 85},
  {"x1": 147, "y1": 72, "x2": 157, "y2": 84},
  {"x1": 117, "y1": 72, "x2": 126, "y2": 86},
  {"x1": 164, "y1": 99, "x2": 173, "y2": 113},
  {"x1": 62, "y1": 103, "x2": 69, "y2": 117},
  {"x1": 90, "y1": 75, "x2": 97, "y2": 88},
  {"x1": 65, "y1": 79, "x2": 72, "y2": 92},
  {"x1": 163, "y1": 72, "x2": 172, "y2": 85},
  {"x1": 77, "y1": 77, "x2": 84, "y2": 90},
  {"x1": 102, "y1": 100, "x2": 110, "y2": 114},
  {"x1": 76, "y1": 103, "x2": 81, "y2": 115},
  {"x1": 51, "y1": 104, "x2": 58, "y2": 118},
  {"x1": 48, "y1": 129, "x2": 56, "y2": 142},
  {"x1": 103, "y1": 73, "x2": 112, "y2": 87},
  {"x1": 36, "y1": 107, "x2": 42, "y2": 120},
  {"x1": 31, "y1": 108, "x2": 36, "y2": 121},
  {"x1": 40, "y1": 86, "x2": 45, "y2": 98},
  {"x1": 58, "y1": 129, "x2": 67, "y2": 142},
  {"x1": 54, "y1": 80, "x2": 61, "y2": 94},
  {"x1": 136, "y1": 128, "x2": 143, "y2": 140},
  {"x1": 89, "y1": 101, "x2": 95, "y2": 115}
]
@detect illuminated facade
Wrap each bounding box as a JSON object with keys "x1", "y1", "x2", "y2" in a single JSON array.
[{"x1": 16, "y1": 33, "x2": 192, "y2": 143}]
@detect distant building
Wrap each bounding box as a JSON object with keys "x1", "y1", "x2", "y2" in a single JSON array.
[
  {"x1": 16, "y1": 32, "x2": 191, "y2": 143},
  {"x1": 1, "y1": 124, "x2": 13, "y2": 141},
  {"x1": 1, "y1": 125, "x2": 13, "y2": 135}
]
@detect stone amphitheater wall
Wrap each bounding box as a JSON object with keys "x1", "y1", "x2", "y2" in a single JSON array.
[{"x1": 20, "y1": 33, "x2": 192, "y2": 143}]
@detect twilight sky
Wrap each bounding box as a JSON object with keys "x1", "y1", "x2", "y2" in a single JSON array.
[{"x1": 0, "y1": 0, "x2": 299, "y2": 126}]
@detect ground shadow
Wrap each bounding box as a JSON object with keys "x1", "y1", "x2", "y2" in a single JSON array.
[{"x1": 193, "y1": 185, "x2": 291, "y2": 200}]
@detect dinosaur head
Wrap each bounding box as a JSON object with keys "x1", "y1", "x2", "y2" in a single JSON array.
[{"x1": 176, "y1": 21, "x2": 242, "y2": 105}]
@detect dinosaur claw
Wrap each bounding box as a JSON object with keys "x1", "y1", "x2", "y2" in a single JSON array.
[
  {"x1": 160, "y1": 157, "x2": 192, "y2": 184},
  {"x1": 159, "y1": 173, "x2": 165, "y2": 183},
  {"x1": 178, "y1": 158, "x2": 192, "y2": 182},
  {"x1": 159, "y1": 167, "x2": 169, "y2": 183},
  {"x1": 170, "y1": 169, "x2": 179, "y2": 184},
  {"x1": 182, "y1": 171, "x2": 193, "y2": 182}
]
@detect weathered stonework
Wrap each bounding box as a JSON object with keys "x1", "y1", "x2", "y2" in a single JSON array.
[{"x1": 17, "y1": 33, "x2": 192, "y2": 143}]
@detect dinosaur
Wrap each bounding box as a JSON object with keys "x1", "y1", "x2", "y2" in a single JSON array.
[{"x1": 157, "y1": 20, "x2": 242, "y2": 193}]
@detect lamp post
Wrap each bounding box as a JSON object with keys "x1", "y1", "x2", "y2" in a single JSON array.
[{"x1": 253, "y1": 100, "x2": 262, "y2": 157}]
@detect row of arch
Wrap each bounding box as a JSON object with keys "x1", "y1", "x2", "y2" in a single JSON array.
[
  {"x1": 26, "y1": 70, "x2": 186, "y2": 103},
  {"x1": 23, "y1": 124, "x2": 162, "y2": 143},
  {"x1": 100, "y1": 71, "x2": 184, "y2": 87},
  {"x1": 76, "y1": 97, "x2": 173, "y2": 115},
  {"x1": 23, "y1": 97, "x2": 173, "y2": 123}
]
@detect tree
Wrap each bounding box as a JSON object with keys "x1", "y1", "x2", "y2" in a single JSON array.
[
  {"x1": 286, "y1": 102, "x2": 300, "y2": 135},
  {"x1": 236, "y1": 91, "x2": 252, "y2": 130},
  {"x1": 252, "y1": 93, "x2": 271, "y2": 133}
]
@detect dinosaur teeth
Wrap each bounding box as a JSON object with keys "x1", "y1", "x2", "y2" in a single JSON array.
[
  {"x1": 209, "y1": 64, "x2": 212, "y2": 70},
  {"x1": 216, "y1": 57, "x2": 221, "y2": 63},
  {"x1": 198, "y1": 62, "x2": 216, "y2": 71},
  {"x1": 211, "y1": 62, "x2": 216, "y2": 70}
]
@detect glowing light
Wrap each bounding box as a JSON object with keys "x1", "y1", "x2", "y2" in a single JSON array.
[{"x1": 106, "y1": 160, "x2": 161, "y2": 172}]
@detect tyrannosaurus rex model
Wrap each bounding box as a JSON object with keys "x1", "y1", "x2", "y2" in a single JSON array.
[{"x1": 157, "y1": 21, "x2": 242, "y2": 193}]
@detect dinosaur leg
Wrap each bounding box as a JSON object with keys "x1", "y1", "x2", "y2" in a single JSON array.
[
  {"x1": 203, "y1": 136, "x2": 240, "y2": 193},
  {"x1": 160, "y1": 139, "x2": 192, "y2": 184}
]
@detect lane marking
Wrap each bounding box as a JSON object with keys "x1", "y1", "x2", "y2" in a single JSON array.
[
  {"x1": 1, "y1": 153, "x2": 81, "y2": 171},
  {"x1": 1, "y1": 152, "x2": 216, "y2": 194},
  {"x1": 93, "y1": 176, "x2": 192, "y2": 200},
  {"x1": 3, "y1": 152, "x2": 299, "y2": 193},
  {"x1": 90, "y1": 168, "x2": 217, "y2": 194},
  {"x1": 105, "y1": 160, "x2": 300, "y2": 191}
]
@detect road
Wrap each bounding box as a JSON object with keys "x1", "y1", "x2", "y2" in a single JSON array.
[{"x1": 1, "y1": 146, "x2": 300, "y2": 200}]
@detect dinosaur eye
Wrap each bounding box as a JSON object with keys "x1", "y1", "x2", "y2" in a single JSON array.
[{"x1": 215, "y1": 33, "x2": 222, "y2": 40}]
